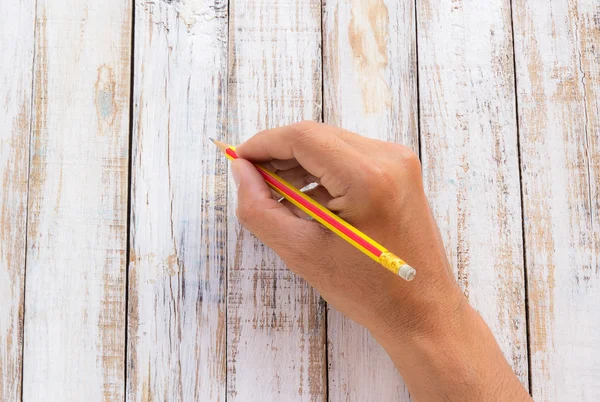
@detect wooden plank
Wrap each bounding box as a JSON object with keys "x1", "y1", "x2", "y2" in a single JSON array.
[
  {"x1": 22, "y1": 1, "x2": 131, "y2": 400},
  {"x1": 226, "y1": 0, "x2": 326, "y2": 400},
  {"x1": 127, "y1": 0, "x2": 228, "y2": 400},
  {"x1": 322, "y1": 0, "x2": 417, "y2": 399},
  {"x1": 0, "y1": 1, "x2": 35, "y2": 400},
  {"x1": 417, "y1": 0, "x2": 529, "y2": 386},
  {"x1": 512, "y1": 0, "x2": 600, "y2": 399}
]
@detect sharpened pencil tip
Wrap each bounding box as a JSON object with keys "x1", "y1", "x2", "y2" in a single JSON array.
[{"x1": 210, "y1": 138, "x2": 230, "y2": 153}]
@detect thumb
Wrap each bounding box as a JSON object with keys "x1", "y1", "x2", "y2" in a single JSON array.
[{"x1": 231, "y1": 158, "x2": 323, "y2": 264}]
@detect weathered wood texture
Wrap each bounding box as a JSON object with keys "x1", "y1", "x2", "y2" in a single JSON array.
[
  {"x1": 127, "y1": 0, "x2": 228, "y2": 401},
  {"x1": 227, "y1": 0, "x2": 326, "y2": 400},
  {"x1": 0, "y1": 1, "x2": 35, "y2": 400},
  {"x1": 512, "y1": 0, "x2": 600, "y2": 399},
  {"x1": 22, "y1": 1, "x2": 132, "y2": 400},
  {"x1": 322, "y1": 0, "x2": 417, "y2": 399},
  {"x1": 417, "y1": 0, "x2": 529, "y2": 385},
  {"x1": 2, "y1": 0, "x2": 598, "y2": 400}
]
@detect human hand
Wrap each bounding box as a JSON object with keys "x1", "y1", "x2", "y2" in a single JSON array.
[
  {"x1": 232, "y1": 121, "x2": 463, "y2": 339},
  {"x1": 231, "y1": 121, "x2": 531, "y2": 401}
]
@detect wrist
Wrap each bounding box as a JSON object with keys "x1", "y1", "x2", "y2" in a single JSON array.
[
  {"x1": 370, "y1": 282, "x2": 468, "y2": 356},
  {"x1": 366, "y1": 257, "x2": 466, "y2": 349},
  {"x1": 370, "y1": 286, "x2": 531, "y2": 401}
]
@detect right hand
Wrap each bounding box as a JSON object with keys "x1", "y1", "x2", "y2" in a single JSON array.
[
  {"x1": 232, "y1": 121, "x2": 463, "y2": 338},
  {"x1": 232, "y1": 121, "x2": 531, "y2": 401}
]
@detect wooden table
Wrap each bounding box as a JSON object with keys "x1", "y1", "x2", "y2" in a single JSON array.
[{"x1": 1, "y1": 0, "x2": 598, "y2": 400}]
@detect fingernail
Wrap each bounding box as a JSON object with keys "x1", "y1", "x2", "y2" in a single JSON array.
[{"x1": 231, "y1": 162, "x2": 241, "y2": 189}]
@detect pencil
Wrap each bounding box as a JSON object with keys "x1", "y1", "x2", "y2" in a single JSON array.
[{"x1": 211, "y1": 138, "x2": 416, "y2": 282}]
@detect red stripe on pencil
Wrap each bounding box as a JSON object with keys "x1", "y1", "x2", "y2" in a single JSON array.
[
  {"x1": 226, "y1": 147, "x2": 381, "y2": 257},
  {"x1": 216, "y1": 140, "x2": 416, "y2": 281}
]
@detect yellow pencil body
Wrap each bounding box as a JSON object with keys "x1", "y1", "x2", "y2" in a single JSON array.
[{"x1": 214, "y1": 140, "x2": 416, "y2": 282}]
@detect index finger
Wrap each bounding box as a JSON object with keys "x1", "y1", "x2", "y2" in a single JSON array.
[{"x1": 235, "y1": 121, "x2": 367, "y2": 198}]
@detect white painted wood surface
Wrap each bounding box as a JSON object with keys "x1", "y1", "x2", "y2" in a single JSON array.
[
  {"x1": 226, "y1": 0, "x2": 326, "y2": 400},
  {"x1": 322, "y1": 0, "x2": 417, "y2": 399},
  {"x1": 127, "y1": 0, "x2": 228, "y2": 400},
  {"x1": 512, "y1": 0, "x2": 600, "y2": 399},
  {"x1": 22, "y1": 0, "x2": 131, "y2": 400},
  {"x1": 417, "y1": 0, "x2": 529, "y2": 385},
  {"x1": 1, "y1": 0, "x2": 598, "y2": 400},
  {"x1": 0, "y1": 1, "x2": 35, "y2": 400}
]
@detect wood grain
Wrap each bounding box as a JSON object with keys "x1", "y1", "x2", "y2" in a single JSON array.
[
  {"x1": 322, "y1": 0, "x2": 418, "y2": 399},
  {"x1": 512, "y1": 0, "x2": 600, "y2": 399},
  {"x1": 127, "y1": 0, "x2": 228, "y2": 401},
  {"x1": 22, "y1": 0, "x2": 131, "y2": 400},
  {"x1": 417, "y1": 0, "x2": 529, "y2": 386},
  {"x1": 0, "y1": 1, "x2": 35, "y2": 400},
  {"x1": 226, "y1": 0, "x2": 326, "y2": 400},
  {"x1": 2, "y1": 0, "x2": 595, "y2": 400}
]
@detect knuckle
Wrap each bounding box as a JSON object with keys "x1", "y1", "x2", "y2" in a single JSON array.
[
  {"x1": 292, "y1": 121, "x2": 341, "y2": 156},
  {"x1": 388, "y1": 143, "x2": 419, "y2": 159},
  {"x1": 291, "y1": 122, "x2": 319, "y2": 144},
  {"x1": 388, "y1": 144, "x2": 421, "y2": 171},
  {"x1": 290, "y1": 127, "x2": 311, "y2": 145},
  {"x1": 320, "y1": 136, "x2": 341, "y2": 156},
  {"x1": 291, "y1": 120, "x2": 321, "y2": 135},
  {"x1": 401, "y1": 148, "x2": 422, "y2": 171},
  {"x1": 383, "y1": 145, "x2": 423, "y2": 181},
  {"x1": 291, "y1": 121, "x2": 334, "y2": 144}
]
